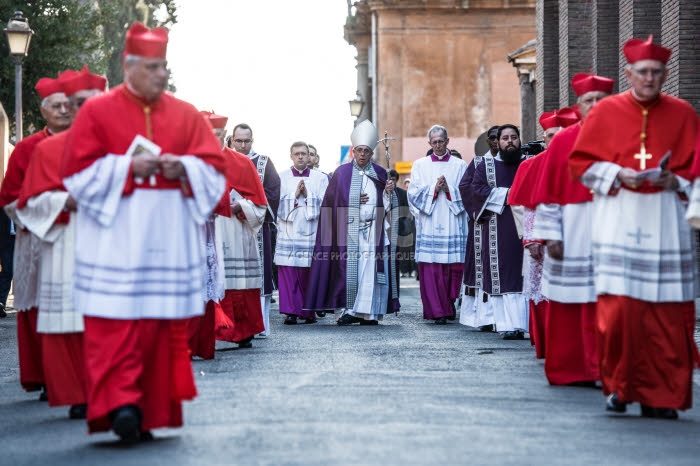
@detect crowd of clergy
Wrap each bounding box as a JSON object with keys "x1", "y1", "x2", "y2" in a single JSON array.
[{"x1": 0, "y1": 21, "x2": 698, "y2": 445}]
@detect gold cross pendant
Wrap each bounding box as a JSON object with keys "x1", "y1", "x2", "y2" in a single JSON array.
[{"x1": 634, "y1": 145, "x2": 652, "y2": 170}]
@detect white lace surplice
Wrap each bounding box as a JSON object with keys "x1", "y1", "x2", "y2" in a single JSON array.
[{"x1": 521, "y1": 207, "x2": 545, "y2": 305}]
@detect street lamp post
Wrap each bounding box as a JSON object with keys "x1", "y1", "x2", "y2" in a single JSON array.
[
  {"x1": 4, "y1": 11, "x2": 34, "y2": 142},
  {"x1": 348, "y1": 92, "x2": 364, "y2": 126}
]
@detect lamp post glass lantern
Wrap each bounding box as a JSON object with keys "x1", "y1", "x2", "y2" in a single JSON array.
[
  {"x1": 4, "y1": 11, "x2": 34, "y2": 142},
  {"x1": 349, "y1": 93, "x2": 364, "y2": 119}
]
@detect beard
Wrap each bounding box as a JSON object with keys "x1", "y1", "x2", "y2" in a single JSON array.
[{"x1": 500, "y1": 146, "x2": 522, "y2": 166}]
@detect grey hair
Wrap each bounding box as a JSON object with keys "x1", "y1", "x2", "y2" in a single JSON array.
[
  {"x1": 624, "y1": 63, "x2": 666, "y2": 71},
  {"x1": 427, "y1": 125, "x2": 448, "y2": 140},
  {"x1": 41, "y1": 97, "x2": 49, "y2": 108}
]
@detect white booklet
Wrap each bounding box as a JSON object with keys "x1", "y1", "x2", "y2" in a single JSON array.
[
  {"x1": 633, "y1": 150, "x2": 671, "y2": 184},
  {"x1": 126, "y1": 135, "x2": 162, "y2": 186}
]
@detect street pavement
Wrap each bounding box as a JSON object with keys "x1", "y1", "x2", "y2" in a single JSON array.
[{"x1": 1, "y1": 281, "x2": 700, "y2": 466}]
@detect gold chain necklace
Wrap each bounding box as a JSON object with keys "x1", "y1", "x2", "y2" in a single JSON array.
[{"x1": 626, "y1": 90, "x2": 660, "y2": 170}]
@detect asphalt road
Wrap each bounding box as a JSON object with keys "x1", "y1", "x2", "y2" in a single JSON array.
[{"x1": 1, "y1": 281, "x2": 699, "y2": 466}]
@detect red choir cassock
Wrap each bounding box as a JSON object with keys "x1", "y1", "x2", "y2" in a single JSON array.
[
  {"x1": 0, "y1": 76, "x2": 67, "y2": 393},
  {"x1": 214, "y1": 146, "x2": 267, "y2": 345},
  {"x1": 18, "y1": 130, "x2": 86, "y2": 407},
  {"x1": 508, "y1": 153, "x2": 547, "y2": 356},
  {"x1": 530, "y1": 122, "x2": 599, "y2": 385},
  {"x1": 569, "y1": 37, "x2": 699, "y2": 410},
  {"x1": 188, "y1": 111, "x2": 267, "y2": 357},
  {"x1": 60, "y1": 24, "x2": 226, "y2": 435},
  {"x1": 15, "y1": 67, "x2": 108, "y2": 410},
  {"x1": 0, "y1": 128, "x2": 50, "y2": 392},
  {"x1": 508, "y1": 107, "x2": 578, "y2": 359},
  {"x1": 529, "y1": 85, "x2": 604, "y2": 385}
]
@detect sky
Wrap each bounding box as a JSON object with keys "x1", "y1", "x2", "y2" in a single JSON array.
[{"x1": 167, "y1": 0, "x2": 357, "y2": 173}]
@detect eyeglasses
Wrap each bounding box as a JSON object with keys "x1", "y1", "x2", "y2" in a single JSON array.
[
  {"x1": 353, "y1": 147, "x2": 372, "y2": 155},
  {"x1": 630, "y1": 67, "x2": 665, "y2": 78},
  {"x1": 233, "y1": 139, "x2": 252, "y2": 144},
  {"x1": 429, "y1": 139, "x2": 446, "y2": 146}
]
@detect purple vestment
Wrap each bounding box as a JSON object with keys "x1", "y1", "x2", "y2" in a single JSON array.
[
  {"x1": 419, "y1": 263, "x2": 463, "y2": 319},
  {"x1": 278, "y1": 266, "x2": 315, "y2": 320},
  {"x1": 459, "y1": 157, "x2": 480, "y2": 288},
  {"x1": 249, "y1": 154, "x2": 280, "y2": 295},
  {"x1": 303, "y1": 162, "x2": 400, "y2": 313},
  {"x1": 471, "y1": 158, "x2": 523, "y2": 295}
]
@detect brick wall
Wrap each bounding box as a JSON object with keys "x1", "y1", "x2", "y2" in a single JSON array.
[
  {"x1": 661, "y1": 0, "x2": 700, "y2": 113},
  {"x1": 536, "y1": 0, "x2": 560, "y2": 117},
  {"x1": 559, "y1": 0, "x2": 593, "y2": 107},
  {"x1": 618, "y1": 0, "x2": 662, "y2": 92},
  {"x1": 592, "y1": 0, "x2": 619, "y2": 92}
]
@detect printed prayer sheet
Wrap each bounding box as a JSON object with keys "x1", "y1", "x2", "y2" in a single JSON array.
[{"x1": 126, "y1": 135, "x2": 162, "y2": 186}]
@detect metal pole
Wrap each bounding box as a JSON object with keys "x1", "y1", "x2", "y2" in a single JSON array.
[{"x1": 14, "y1": 56, "x2": 22, "y2": 142}]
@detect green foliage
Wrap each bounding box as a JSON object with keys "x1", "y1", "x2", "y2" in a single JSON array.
[
  {"x1": 0, "y1": 0, "x2": 177, "y2": 138},
  {"x1": 97, "y1": 0, "x2": 177, "y2": 93},
  {"x1": 0, "y1": 0, "x2": 111, "y2": 136}
]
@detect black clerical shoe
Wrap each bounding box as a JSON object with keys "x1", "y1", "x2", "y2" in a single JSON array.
[
  {"x1": 337, "y1": 314, "x2": 361, "y2": 326},
  {"x1": 270, "y1": 297, "x2": 277, "y2": 304},
  {"x1": 434, "y1": 317, "x2": 448, "y2": 325},
  {"x1": 359, "y1": 319, "x2": 378, "y2": 326},
  {"x1": 566, "y1": 381, "x2": 598, "y2": 389},
  {"x1": 479, "y1": 324, "x2": 495, "y2": 332},
  {"x1": 605, "y1": 393, "x2": 627, "y2": 413},
  {"x1": 502, "y1": 331, "x2": 517, "y2": 340},
  {"x1": 515, "y1": 330, "x2": 525, "y2": 340},
  {"x1": 284, "y1": 315, "x2": 298, "y2": 325},
  {"x1": 38, "y1": 386, "x2": 49, "y2": 402},
  {"x1": 140, "y1": 431, "x2": 154, "y2": 442},
  {"x1": 237, "y1": 337, "x2": 253, "y2": 349},
  {"x1": 69, "y1": 403, "x2": 87, "y2": 419},
  {"x1": 315, "y1": 311, "x2": 327, "y2": 318},
  {"x1": 109, "y1": 404, "x2": 142, "y2": 444},
  {"x1": 0, "y1": 303, "x2": 6, "y2": 318},
  {"x1": 641, "y1": 405, "x2": 678, "y2": 420}
]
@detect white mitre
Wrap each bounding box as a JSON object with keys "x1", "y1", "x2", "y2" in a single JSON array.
[{"x1": 351, "y1": 119, "x2": 378, "y2": 150}]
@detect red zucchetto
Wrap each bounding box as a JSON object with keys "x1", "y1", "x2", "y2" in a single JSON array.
[
  {"x1": 539, "y1": 107, "x2": 580, "y2": 130},
  {"x1": 124, "y1": 22, "x2": 168, "y2": 59},
  {"x1": 200, "y1": 111, "x2": 228, "y2": 129},
  {"x1": 35, "y1": 77, "x2": 64, "y2": 99},
  {"x1": 61, "y1": 65, "x2": 107, "y2": 97},
  {"x1": 623, "y1": 35, "x2": 672, "y2": 65},
  {"x1": 571, "y1": 73, "x2": 615, "y2": 97}
]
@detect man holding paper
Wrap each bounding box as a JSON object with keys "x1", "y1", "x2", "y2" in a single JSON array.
[
  {"x1": 61, "y1": 23, "x2": 226, "y2": 442},
  {"x1": 570, "y1": 36, "x2": 699, "y2": 420}
]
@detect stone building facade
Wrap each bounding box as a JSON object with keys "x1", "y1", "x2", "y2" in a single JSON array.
[
  {"x1": 345, "y1": 0, "x2": 536, "y2": 170},
  {"x1": 535, "y1": 0, "x2": 700, "y2": 118}
]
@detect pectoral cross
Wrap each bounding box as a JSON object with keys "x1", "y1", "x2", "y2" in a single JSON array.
[
  {"x1": 436, "y1": 224, "x2": 446, "y2": 234},
  {"x1": 634, "y1": 145, "x2": 652, "y2": 170}
]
